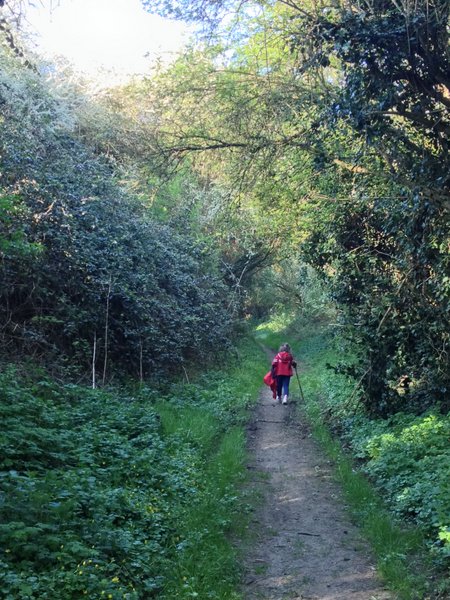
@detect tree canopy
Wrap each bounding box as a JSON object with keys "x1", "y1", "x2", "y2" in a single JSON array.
[
  {"x1": 140, "y1": 0, "x2": 449, "y2": 415},
  {"x1": 0, "y1": 0, "x2": 449, "y2": 411}
]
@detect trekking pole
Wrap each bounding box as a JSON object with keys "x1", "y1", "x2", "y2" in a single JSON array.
[{"x1": 294, "y1": 367, "x2": 305, "y2": 403}]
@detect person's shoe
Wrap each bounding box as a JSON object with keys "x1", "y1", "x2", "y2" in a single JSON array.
[
  {"x1": 276, "y1": 396, "x2": 281, "y2": 403},
  {"x1": 282, "y1": 395, "x2": 288, "y2": 405}
]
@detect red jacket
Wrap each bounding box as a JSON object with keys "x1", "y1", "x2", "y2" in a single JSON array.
[{"x1": 272, "y1": 351, "x2": 295, "y2": 376}]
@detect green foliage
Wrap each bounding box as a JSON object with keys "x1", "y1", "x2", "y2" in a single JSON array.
[
  {"x1": 0, "y1": 336, "x2": 263, "y2": 599},
  {"x1": 343, "y1": 413, "x2": 450, "y2": 561},
  {"x1": 0, "y1": 194, "x2": 41, "y2": 257},
  {"x1": 301, "y1": 186, "x2": 450, "y2": 416},
  {"x1": 254, "y1": 312, "x2": 297, "y2": 351},
  {"x1": 249, "y1": 261, "x2": 336, "y2": 322},
  {"x1": 0, "y1": 44, "x2": 233, "y2": 377},
  {"x1": 0, "y1": 368, "x2": 174, "y2": 599}
]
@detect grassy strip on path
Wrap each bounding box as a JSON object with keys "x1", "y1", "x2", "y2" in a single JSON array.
[
  {"x1": 255, "y1": 316, "x2": 449, "y2": 600},
  {"x1": 0, "y1": 336, "x2": 265, "y2": 600},
  {"x1": 153, "y1": 336, "x2": 264, "y2": 599}
]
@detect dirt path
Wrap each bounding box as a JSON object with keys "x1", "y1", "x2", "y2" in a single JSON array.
[{"x1": 241, "y1": 380, "x2": 393, "y2": 600}]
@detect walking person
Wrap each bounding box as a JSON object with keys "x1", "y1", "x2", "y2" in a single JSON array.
[{"x1": 271, "y1": 343, "x2": 297, "y2": 405}]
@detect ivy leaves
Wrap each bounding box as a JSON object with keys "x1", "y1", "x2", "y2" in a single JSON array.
[{"x1": 0, "y1": 42, "x2": 233, "y2": 378}]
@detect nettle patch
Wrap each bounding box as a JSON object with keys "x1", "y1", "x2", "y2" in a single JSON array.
[
  {"x1": 341, "y1": 411, "x2": 450, "y2": 563},
  {"x1": 0, "y1": 370, "x2": 212, "y2": 599},
  {"x1": 1, "y1": 373, "x2": 164, "y2": 598},
  {"x1": 0, "y1": 338, "x2": 262, "y2": 599}
]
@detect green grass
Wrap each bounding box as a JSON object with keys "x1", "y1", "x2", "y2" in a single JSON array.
[
  {"x1": 254, "y1": 312, "x2": 297, "y2": 351},
  {"x1": 153, "y1": 336, "x2": 264, "y2": 599},
  {"x1": 156, "y1": 404, "x2": 219, "y2": 449},
  {"x1": 158, "y1": 424, "x2": 247, "y2": 599}
]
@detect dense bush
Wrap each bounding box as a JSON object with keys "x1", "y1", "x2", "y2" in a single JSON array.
[
  {"x1": 342, "y1": 412, "x2": 450, "y2": 562},
  {"x1": 295, "y1": 0, "x2": 450, "y2": 416},
  {"x1": 0, "y1": 45, "x2": 232, "y2": 378},
  {"x1": 301, "y1": 189, "x2": 450, "y2": 416}
]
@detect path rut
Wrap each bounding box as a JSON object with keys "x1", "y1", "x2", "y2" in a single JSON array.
[{"x1": 241, "y1": 381, "x2": 393, "y2": 600}]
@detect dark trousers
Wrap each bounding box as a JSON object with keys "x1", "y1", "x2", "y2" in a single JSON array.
[{"x1": 276, "y1": 375, "x2": 291, "y2": 398}]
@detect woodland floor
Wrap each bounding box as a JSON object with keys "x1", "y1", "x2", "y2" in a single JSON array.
[{"x1": 241, "y1": 360, "x2": 393, "y2": 600}]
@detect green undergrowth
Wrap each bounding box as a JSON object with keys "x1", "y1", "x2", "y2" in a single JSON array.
[
  {"x1": 255, "y1": 317, "x2": 450, "y2": 599},
  {"x1": 0, "y1": 336, "x2": 264, "y2": 599},
  {"x1": 254, "y1": 312, "x2": 296, "y2": 352}
]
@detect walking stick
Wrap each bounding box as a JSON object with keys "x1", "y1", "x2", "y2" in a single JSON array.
[{"x1": 294, "y1": 367, "x2": 305, "y2": 403}]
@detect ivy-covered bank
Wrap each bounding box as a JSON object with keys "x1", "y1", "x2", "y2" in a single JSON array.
[
  {"x1": 255, "y1": 317, "x2": 450, "y2": 598},
  {"x1": 0, "y1": 337, "x2": 263, "y2": 600}
]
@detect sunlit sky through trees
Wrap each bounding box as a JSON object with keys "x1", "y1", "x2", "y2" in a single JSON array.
[{"x1": 23, "y1": 0, "x2": 190, "y2": 83}]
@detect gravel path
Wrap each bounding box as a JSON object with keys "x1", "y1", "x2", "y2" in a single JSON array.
[{"x1": 241, "y1": 380, "x2": 393, "y2": 600}]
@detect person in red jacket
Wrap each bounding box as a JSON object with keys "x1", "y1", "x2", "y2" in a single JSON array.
[{"x1": 271, "y1": 343, "x2": 297, "y2": 405}]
